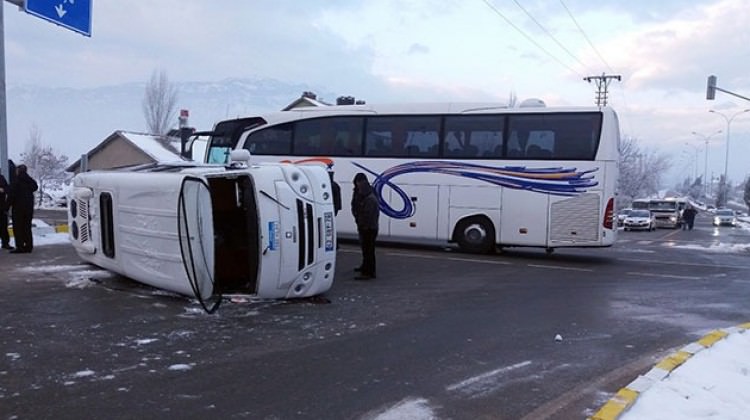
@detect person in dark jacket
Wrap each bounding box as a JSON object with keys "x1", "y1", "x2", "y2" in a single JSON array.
[
  {"x1": 8, "y1": 164, "x2": 38, "y2": 253},
  {"x1": 0, "y1": 171, "x2": 12, "y2": 249},
  {"x1": 352, "y1": 173, "x2": 379, "y2": 280},
  {"x1": 682, "y1": 205, "x2": 698, "y2": 230}
]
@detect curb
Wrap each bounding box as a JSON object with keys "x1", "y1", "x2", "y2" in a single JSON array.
[
  {"x1": 590, "y1": 322, "x2": 750, "y2": 420},
  {"x1": 7, "y1": 224, "x2": 68, "y2": 236}
]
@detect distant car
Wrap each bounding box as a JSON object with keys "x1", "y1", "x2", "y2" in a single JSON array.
[
  {"x1": 617, "y1": 208, "x2": 633, "y2": 227},
  {"x1": 707, "y1": 205, "x2": 716, "y2": 214},
  {"x1": 713, "y1": 209, "x2": 736, "y2": 226},
  {"x1": 623, "y1": 209, "x2": 656, "y2": 231}
]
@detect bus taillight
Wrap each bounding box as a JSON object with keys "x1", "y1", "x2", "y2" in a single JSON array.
[{"x1": 603, "y1": 197, "x2": 614, "y2": 229}]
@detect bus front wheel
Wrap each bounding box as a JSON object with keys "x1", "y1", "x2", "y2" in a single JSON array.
[{"x1": 455, "y1": 217, "x2": 495, "y2": 254}]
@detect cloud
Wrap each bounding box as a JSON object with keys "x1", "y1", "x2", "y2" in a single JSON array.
[
  {"x1": 408, "y1": 43, "x2": 430, "y2": 55},
  {"x1": 596, "y1": 0, "x2": 750, "y2": 93}
]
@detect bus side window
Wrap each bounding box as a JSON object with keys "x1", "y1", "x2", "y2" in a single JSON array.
[
  {"x1": 444, "y1": 115, "x2": 504, "y2": 159},
  {"x1": 294, "y1": 119, "x2": 321, "y2": 155},
  {"x1": 245, "y1": 124, "x2": 293, "y2": 155}
]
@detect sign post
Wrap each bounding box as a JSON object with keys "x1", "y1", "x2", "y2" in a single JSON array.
[
  {"x1": 25, "y1": 0, "x2": 92, "y2": 37},
  {"x1": 0, "y1": 0, "x2": 93, "y2": 181}
]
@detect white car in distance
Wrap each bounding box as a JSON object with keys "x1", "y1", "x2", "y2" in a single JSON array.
[
  {"x1": 713, "y1": 209, "x2": 737, "y2": 226},
  {"x1": 623, "y1": 209, "x2": 656, "y2": 231}
]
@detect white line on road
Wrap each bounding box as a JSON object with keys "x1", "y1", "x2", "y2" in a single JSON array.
[
  {"x1": 526, "y1": 264, "x2": 594, "y2": 272},
  {"x1": 446, "y1": 360, "x2": 532, "y2": 392},
  {"x1": 618, "y1": 257, "x2": 750, "y2": 270},
  {"x1": 386, "y1": 251, "x2": 512, "y2": 265},
  {"x1": 627, "y1": 271, "x2": 701, "y2": 280}
]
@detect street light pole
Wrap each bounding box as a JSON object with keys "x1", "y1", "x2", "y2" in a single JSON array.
[
  {"x1": 683, "y1": 143, "x2": 700, "y2": 181},
  {"x1": 709, "y1": 108, "x2": 750, "y2": 206},
  {"x1": 691, "y1": 129, "x2": 722, "y2": 198}
]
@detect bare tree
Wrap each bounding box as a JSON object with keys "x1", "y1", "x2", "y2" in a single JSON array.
[
  {"x1": 618, "y1": 136, "x2": 672, "y2": 206},
  {"x1": 20, "y1": 125, "x2": 70, "y2": 207},
  {"x1": 142, "y1": 69, "x2": 179, "y2": 138}
]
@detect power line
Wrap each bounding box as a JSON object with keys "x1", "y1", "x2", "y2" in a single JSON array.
[
  {"x1": 558, "y1": 0, "x2": 613, "y2": 74},
  {"x1": 479, "y1": 0, "x2": 583, "y2": 78},
  {"x1": 509, "y1": 0, "x2": 590, "y2": 73}
]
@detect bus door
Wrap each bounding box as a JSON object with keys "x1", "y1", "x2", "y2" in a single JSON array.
[
  {"x1": 386, "y1": 184, "x2": 439, "y2": 239},
  {"x1": 499, "y1": 189, "x2": 549, "y2": 246},
  {"x1": 178, "y1": 177, "x2": 220, "y2": 312}
]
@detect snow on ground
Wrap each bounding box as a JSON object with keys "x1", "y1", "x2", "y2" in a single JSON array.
[
  {"x1": 619, "y1": 329, "x2": 750, "y2": 420},
  {"x1": 9, "y1": 216, "x2": 750, "y2": 419}
]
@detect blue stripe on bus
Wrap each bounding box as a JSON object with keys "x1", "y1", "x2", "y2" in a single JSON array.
[{"x1": 352, "y1": 161, "x2": 598, "y2": 219}]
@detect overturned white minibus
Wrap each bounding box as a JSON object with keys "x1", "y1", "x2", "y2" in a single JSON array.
[{"x1": 68, "y1": 155, "x2": 336, "y2": 312}]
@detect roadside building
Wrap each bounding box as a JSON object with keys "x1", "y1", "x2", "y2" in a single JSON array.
[{"x1": 66, "y1": 131, "x2": 187, "y2": 174}]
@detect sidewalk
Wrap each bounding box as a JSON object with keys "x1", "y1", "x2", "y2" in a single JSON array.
[{"x1": 592, "y1": 323, "x2": 750, "y2": 420}]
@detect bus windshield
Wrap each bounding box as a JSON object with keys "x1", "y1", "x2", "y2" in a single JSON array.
[
  {"x1": 205, "y1": 117, "x2": 266, "y2": 163},
  {"x1": 649, "y1": 201, "x2": 677, "y2": 211}
]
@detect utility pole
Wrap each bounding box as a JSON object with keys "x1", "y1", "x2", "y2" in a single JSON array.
[{"x1": 584, "y1": 73, "x2": 622, "y2": 107}]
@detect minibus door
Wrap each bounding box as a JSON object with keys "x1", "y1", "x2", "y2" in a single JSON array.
[{"x1": 178, "y1": 177, "x2": 220, "y2": 313}]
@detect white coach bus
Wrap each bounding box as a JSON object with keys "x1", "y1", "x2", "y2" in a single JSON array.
[
  {"x1": 195, "y1": 102, "x2": 620, "y2": 253},
  {"x1": 68, "y1": 155, "x2": 336, "y2": 312}
]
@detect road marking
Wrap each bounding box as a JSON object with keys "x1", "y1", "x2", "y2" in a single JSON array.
[
  {"x1": 526, "y1": 264, "x2": 594, "y2": 272},
  {"x1": 618, "y1": 257, "x2": 750, "y2": 270},
  {"x1": 385, "y1": 251, "x2": 512, "y2": 265},
  {"x1": 627, "y1": 271, "x2": 701, "y2": 280},
  {"x1": 446, "y1": 360, "x2": 532, "y2": 392}
]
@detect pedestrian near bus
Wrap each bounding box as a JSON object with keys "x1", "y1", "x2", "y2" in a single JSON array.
[
  {"x1": 8, "y1": 164, "x2": 38, "y2": 254},
  {"x1": 0, "y1": 171, "x2": 12, "y2": 250},
  {"x1": 351, "y1": 172, "x2": 379, "y2": 280},
  {"x1": 682, "y1": 205, "x2": 698, "y2": 231}
]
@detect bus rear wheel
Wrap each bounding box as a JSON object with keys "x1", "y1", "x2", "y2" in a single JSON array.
[{"x1": 455, "y1": 217, "x2": 495, "y2": 254}]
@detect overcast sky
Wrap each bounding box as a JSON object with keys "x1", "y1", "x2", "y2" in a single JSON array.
[{"x1": 3, "y1": 0, "x2": 750, "y2": 184}]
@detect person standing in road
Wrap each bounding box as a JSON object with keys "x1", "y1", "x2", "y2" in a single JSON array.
[
  {"x1": 8, "y1": 164, "x2": 38, "y2": 254},
  {"x1": 352, "y1": 172, "x2": 379, "y2": 280},
  {"x1": 682, "y1": 205, "x2": 698, "y2": 231},
  {"x1": 0, "y1": 171, "x2": 12, "y2": 250}
]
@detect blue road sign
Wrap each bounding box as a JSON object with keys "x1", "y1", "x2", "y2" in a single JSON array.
[{"x1": 25, "y1": 0, "x2": 92, "y2": 37}]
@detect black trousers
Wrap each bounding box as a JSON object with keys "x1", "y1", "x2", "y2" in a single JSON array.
[
  {"x1": 0, "y1": 210, "x2": 9, "y2": 246},
  {"x1": 12, "y1": 210, "x2": 34, "y2": 252},
  {"x1": 359, "y1": 228, "x2": 378, "y2": 277}
]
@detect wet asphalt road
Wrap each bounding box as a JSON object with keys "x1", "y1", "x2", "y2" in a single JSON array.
[{"x1": 1, "y1": 213, "x2": 749, "y2": 419}]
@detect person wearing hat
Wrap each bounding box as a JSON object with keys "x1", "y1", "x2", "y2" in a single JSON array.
[{"x1": 8, "y1": 164, "x2": 38, "y2": 254}]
